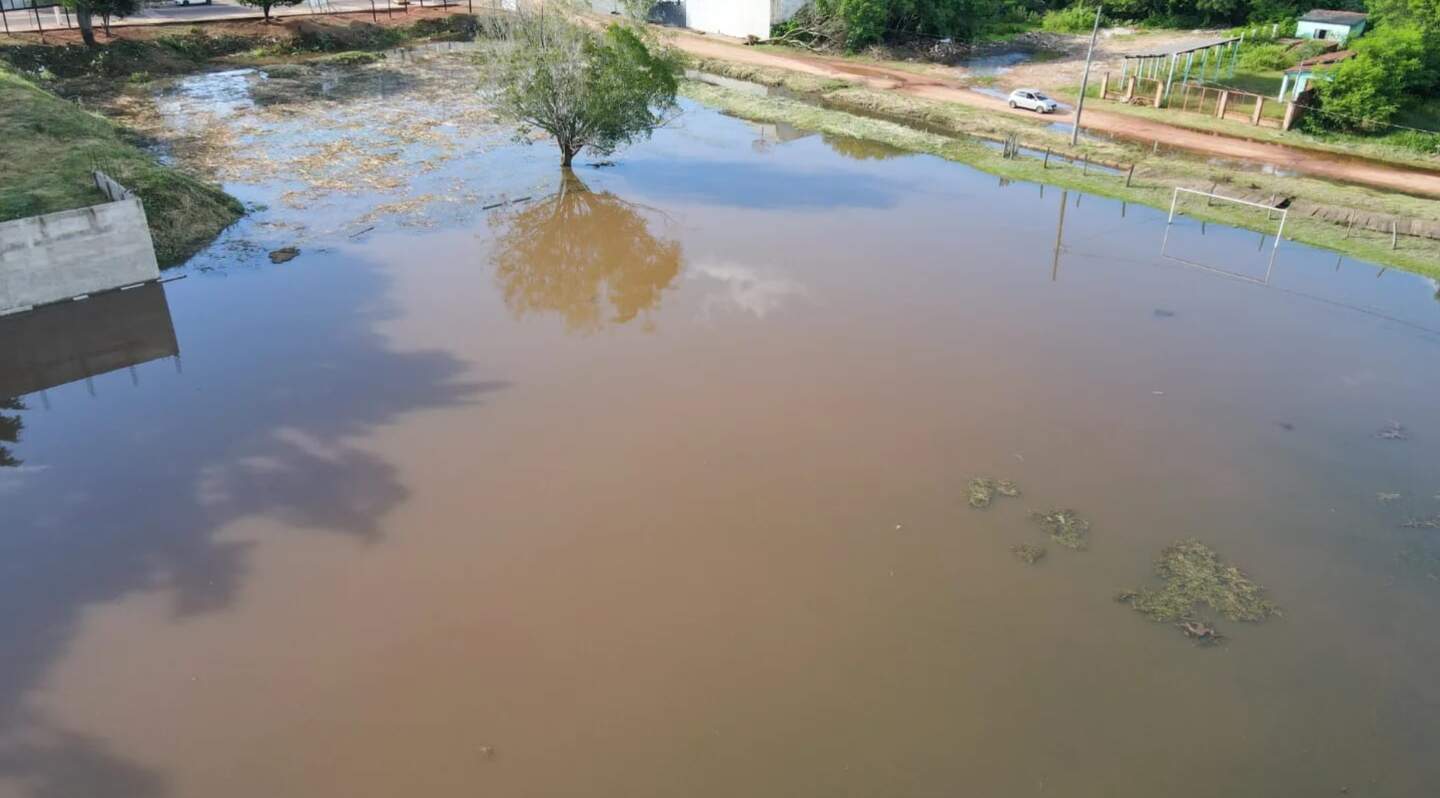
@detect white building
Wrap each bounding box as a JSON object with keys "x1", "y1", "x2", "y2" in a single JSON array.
[{"x1": 590, "y1": 0, "x2": 808, "y2": 40}]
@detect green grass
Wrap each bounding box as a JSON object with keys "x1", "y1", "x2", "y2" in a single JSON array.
[
  {"x1": 679, "y1": 77, "x2": 1440, "y2": 278},
  {"x1": 1217, "y1": 69, "x2": 1284, "y2": 98},
  {"x1": 0, "y1": 66, "x2": 243, "y2": 266}
]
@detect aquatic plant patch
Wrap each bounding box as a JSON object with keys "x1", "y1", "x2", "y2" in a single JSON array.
[
  {"x1": 1030, "y1": 509, "x2": 1089, "y2": 550},
  {"x1": 1117, "y1": 539, "x2": 1279, "y2": 641},
  {"x1": 966, "y1": 477, "x2": 1019, "y2": 509},
  {"x1": 1400, "y1": 514, "x2": 1440, "y2": 530},
  {"x1": 1011, "y1": 543, "x2": 1046, "y2": 564}
]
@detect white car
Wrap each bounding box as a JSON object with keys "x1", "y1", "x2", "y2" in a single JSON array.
[{"x1": 1008, "y1": 89, "x2": 1058, "y2": 114}]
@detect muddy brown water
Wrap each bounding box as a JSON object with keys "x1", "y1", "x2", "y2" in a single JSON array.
[{"x1": 2, "y1": 58, "x2": 1440, "y2": 798}]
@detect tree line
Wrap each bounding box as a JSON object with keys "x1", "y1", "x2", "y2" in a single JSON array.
[{"x1": 792, "y1": 0, "x2": 1350, "y2": 51}]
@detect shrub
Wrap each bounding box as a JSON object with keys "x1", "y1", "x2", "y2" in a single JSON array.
[
  {"x1": 1237, "y1": 42, "x2": 1295, "y2": 71},
  {"x1": 1304, "y1": 24, "x2": 1435, "y2": 133},
  {"x1": 1040, "y1": 4, "x2": 1099, "y2": 34}
]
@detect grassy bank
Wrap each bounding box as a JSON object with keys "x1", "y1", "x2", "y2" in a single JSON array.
[
  {"x1": 0, "y1": 66, "x2": 242, "y2": 266},
  {"x1": 680, "y1": 78, "x2": 1440, "y2": 278}
]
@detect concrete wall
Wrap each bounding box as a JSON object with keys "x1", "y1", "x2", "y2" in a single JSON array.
[
  {"x1": 683, "y1": 0, "x2": 772, "y2": 39},
  {"x1": 0, "y1": 195, "x2": 159, "y2": 314},
  {"x1": 583, "y1": 1, "x2": 807, "y2": 38},
  {"x1": 0, "y1": 282, "x2": 178, "y2": 399}
]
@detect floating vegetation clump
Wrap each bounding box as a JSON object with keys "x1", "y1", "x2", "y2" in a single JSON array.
[
  {"x1": 1117, "y1": 539, "x2": 1279, "y2": 634},
  {"x1": 1011, "y1": 543, "x2": 1046, "y2": 564},
  {"x1": 1376, "y1": 421, "x2": 1408, "y2": 441},
  {"x1": 1401, "y1": 514, "x2": 1440, "y2": 530},
  {"x1": 1030, "y1": 509, "x2": 1089, "y2": 550},
  {"x1": 967, "y1": 477, "x2": 1020, "y2": 509},
  {"x1": 1378, "y1": 492, "x2": 1402, "y2": 503}
]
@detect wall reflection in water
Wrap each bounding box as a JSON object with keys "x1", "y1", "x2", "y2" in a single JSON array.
[
  {"x1": 489, "y1": 174, "x2": 683, "y2": 332},
  {"x1": 0, "y1": 283, "x2": 180, "y2": 468}
]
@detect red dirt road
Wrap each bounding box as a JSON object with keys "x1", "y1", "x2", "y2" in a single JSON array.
[{"x1": 671, "y1": 31, "x2": 1440, "y2": 199}]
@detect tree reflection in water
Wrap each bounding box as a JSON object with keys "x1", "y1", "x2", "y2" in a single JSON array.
[
  {"x1": 490, "y1": 174, "x2": 683, "y2": 332},
  {"x1": 0, "y1": 398, "x2": 22, "y2": 468}
]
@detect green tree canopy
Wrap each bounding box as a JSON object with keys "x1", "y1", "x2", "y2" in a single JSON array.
[{"x1": 488, "y1": 12, "x2": 680, "y2": 167}]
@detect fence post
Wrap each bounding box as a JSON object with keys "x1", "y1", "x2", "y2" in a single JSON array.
[
  {"x1": 1100, "y1": 72, "x2": 1109, "y2": 100},
  {"x1": 1163, "y1": 52, "x2": 1178, "y2": 105},
  {"x1": 1392, "y1": 221, "x2": 1398, "y2": 250},
  {"x1": 1125, "y1": 163, "x2": 1135, "y2": 187},
  {"x1": 1251, "y1": 96, "x2": 1265, "y2": 125},
  {"x1": 1215, "y1": 90, "x2": 1230, "y2": 119},
  {"x1": 1043, "y1": 147, "x2": 1050, "y2": 168},
  {"x1": 1282, "y1": 101, "x2": 1299, "y2": 131}
]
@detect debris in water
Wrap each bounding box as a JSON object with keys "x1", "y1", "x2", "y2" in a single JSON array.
[
  {"x1": 1276, "y1": 422, "x2": 1295, "y2": 431},
  {"x1": 967, "y1": 477, "x2": 1020, "y2": 509},
  {"x1": 1178, "y1": 619, "x2": 1223, "y2": 645},
  {"x1": 1376, "y1": 421, "x2": 1408, "y2": 441},
  {"x1": 1011, "y1": 543, "x2": 1046, "y2": 564},
  {"x1": 1400, "y1": 514, "x2": 1440, "y2": 530},
  {"x1": 1377, "y1": 492, "x2": 1402, "y2": 503},
  {"x1": 1030, "y1": 509, "x2": 1089, "y2": 550},
  {"x1": 1153, "y1": 308, "x2": 1176, "y2": 318},
  {"x1": 268, "y1": 247, "x2": 300, "y2": 263},
  {"x1": 1117, "y1": 539, "x2": 1279, "y2": 640}
]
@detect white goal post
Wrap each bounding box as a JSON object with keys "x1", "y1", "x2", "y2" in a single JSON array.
[{"x1": 1166, "y1": 186, "x2": 1288, "y2": 252}]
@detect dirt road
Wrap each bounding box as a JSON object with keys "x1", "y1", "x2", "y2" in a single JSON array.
[{"x1": 670, "y1": 30, "x2": 1440, "y2": 199}]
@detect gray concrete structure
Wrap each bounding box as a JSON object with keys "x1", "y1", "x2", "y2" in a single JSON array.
[
  {"x1": 0, "y1": 282, "x2": 179, "y2": 399},
  {"x1": 0, "y1": 176, "x2": 160, "y2": 314}
]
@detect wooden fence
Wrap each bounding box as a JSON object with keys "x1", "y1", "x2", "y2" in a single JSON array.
[{"x1": 1099, "y1": 73, "x2": 1301, "y2": 130}]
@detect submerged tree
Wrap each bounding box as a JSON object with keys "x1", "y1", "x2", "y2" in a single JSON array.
[
  {"x1": 486, "y1": 8, "x2": 680, "y2": 168},
  {"x1": 489, "y1": 173, "x2": 682, "y2": 331}
]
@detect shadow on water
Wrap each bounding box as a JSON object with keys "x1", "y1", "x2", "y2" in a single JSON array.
[
  {"x1": 490, "y1": 173, "x2": 684, "y2": 332},
  {"x1": 0, "y1": 256, "x2": 502, "y2": 796}
]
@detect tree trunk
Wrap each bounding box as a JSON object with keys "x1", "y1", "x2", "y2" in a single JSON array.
[
  {"x1": 263, "y1": 2, "x2": 272, "y2": 21},
  {"x1": 559, "y1": 140, "x2": 577, "y2": 168},
  {"x1": 76, "y1": 4, "x2": 96, "y2": 47}
]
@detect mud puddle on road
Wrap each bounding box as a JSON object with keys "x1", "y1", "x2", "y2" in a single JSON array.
[{"x1": 4, "y1": 50, "x2": 1440, "y2": 798}]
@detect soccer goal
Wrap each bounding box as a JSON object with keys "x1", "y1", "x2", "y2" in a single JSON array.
[{"x1": 1162, "y1": 186, "x2": 1288, "y2": 284}]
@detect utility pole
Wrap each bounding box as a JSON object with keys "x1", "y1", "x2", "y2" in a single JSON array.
[{"x1": 1071, "y1": 5, "x2": 1103, "y2": 146}]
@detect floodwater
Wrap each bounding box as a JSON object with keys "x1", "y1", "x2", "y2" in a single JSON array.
[{"x1": 4, "y1": 55, "x2": 1440, "y2": 798}]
